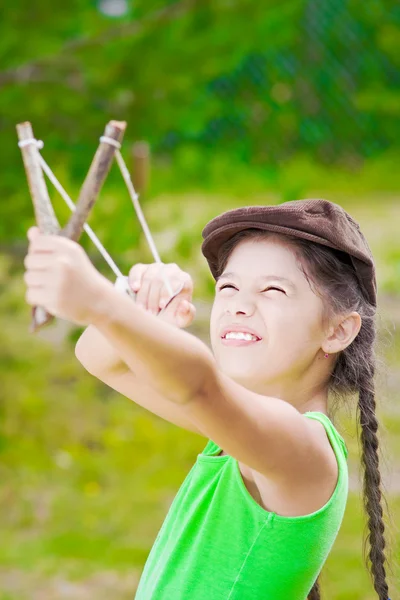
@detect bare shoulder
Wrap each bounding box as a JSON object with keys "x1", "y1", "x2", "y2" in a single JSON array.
[
  {"x1": 248, "y1": 415, "x2": 339, "y2": 517},
  {"x1": 305, "y1": 415, "x2": 339, "y2": 477},
  {"x1": 288, "y1": 415, "x2": 339, "y2": 494}
]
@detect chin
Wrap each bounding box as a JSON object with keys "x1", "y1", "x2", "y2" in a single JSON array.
[{"x1": 218, "y1": 360, "x2": 259, "y2": 383}]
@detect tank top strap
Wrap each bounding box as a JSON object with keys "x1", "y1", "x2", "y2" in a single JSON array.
[
  {"x1": 200, "y1": 438, "x2": 222, "y2": 456},
  {"x1": 304, "y1": 411, "x2": 348, "y2": 459}
]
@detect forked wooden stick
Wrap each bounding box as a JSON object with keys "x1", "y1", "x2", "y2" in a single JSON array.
[
  {"x1": 17, "y1": 120, "x2": 127, "y2": 333},
  {"x1": 16, "y1": 123, "x2": 60, "y2": 234},
  {"x1": 17, "y1": 122, "x2": 60, "y2": 331},
  {"x1": 62, "y1": 121, "x2": 126, "y2": 241}
]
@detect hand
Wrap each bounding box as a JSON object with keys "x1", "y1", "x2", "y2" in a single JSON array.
[
  {"x1": 128, "y1": 262, "x2": 196, "y2": 329},
  {"x1": 24, "y1": 226, "x2": 111, "y2": 326}
]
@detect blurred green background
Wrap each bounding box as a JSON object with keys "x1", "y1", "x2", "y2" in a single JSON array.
[{"x1": 0, "y1": 1, "x2": 399, "y2": 598}]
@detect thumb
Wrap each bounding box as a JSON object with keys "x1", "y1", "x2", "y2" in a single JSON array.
[
  {"x1": 27, "y1": 226, "x2": 40, "y2": 242},
  {"x1": 159, "y1": 296, "x2": 196, "y2": 329},
  {"x1": 175, "y1": 299, "x2": 196, "y2": 329}
]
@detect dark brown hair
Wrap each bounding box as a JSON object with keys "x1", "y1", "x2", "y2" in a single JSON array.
[{"x1": 216, "y1": 228, "x2": 394, "y2": 599}]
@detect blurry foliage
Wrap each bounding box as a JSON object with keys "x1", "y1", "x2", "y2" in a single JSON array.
[
  {"x1": 1, "y1": 0, "x2": 399, "y2": 244},
  {"x1": 1, "y1": 1, "x2": 400, "y2": 597}
]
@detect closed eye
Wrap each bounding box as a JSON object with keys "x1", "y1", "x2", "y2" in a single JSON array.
[
  {"x1": 218, "y1": 284, "x2": 285, "y2": 294},
  {"x1": 264, "y1": 286, "x2": 286, "y2": 294}
]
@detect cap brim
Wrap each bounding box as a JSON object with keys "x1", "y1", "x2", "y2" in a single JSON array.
[{"x1": 201, "y1": 220, "x2": 345, "y2": 280}]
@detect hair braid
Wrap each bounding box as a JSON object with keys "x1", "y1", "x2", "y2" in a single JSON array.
[
  {"x1": 358, "y1": 361, "x2": 390, "y2": 599},
  {"x1": 307, "y1": 575, "x2": 321, "y2": 600}
]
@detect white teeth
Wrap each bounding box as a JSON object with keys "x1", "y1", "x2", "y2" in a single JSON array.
[{"x1": 224, "y1": 332, "x2": 258, "y2": 341}]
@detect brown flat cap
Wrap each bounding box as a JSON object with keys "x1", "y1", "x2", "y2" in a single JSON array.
[{"x1": 201, "y1": 199, "x2": 377, "y2": 307}]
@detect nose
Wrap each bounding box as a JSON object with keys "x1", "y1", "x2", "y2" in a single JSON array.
[{"x1": 225, "y1": 293, "x2": 256, "y2": 317}]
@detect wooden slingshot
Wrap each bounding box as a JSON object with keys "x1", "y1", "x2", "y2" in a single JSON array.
[{"x1": 17, "y1": 120, "x2": 183, "y2": 333}]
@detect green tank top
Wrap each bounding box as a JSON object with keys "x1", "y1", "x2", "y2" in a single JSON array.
[{"x1": 134, "y1": 411, "x2": 349, "y2": 599}]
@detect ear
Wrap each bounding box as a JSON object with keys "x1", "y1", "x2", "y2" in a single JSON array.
[{"x1": 322, "y1": 311, "x2": 362, "y2": 354}]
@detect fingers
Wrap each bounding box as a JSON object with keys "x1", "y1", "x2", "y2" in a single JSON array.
[
  {"x1": 24, "y1": 253, "x2": 53, "y2": 270},
  {"x1": 27, "y1": 228, "x2": 82, "y2": 257},
  {"x1": 128, "y1": 263, "x2": 147, "y2": 293},
  {"x1": 176, "y1": 299, "x2": 196, "y2": 328},
  {"x1": 160, "y1": 297, "x2": 196, "y2": 329},
  {"x1": 159, "y1": 272, "x2": 192, "y2": 309},
  {"x1": 130, "y1": 263, "x2": 162, "y2": 313},
  {"x1": 23, "y1": 269, "x2": 47, "y2": 287},
  {"x1": 128, "y1": 263, "x2": 193, "y2": 315},
  {"x1": 138, "y1": 272, "x2": 163, "y2": 314},
  {"x1": 147, "y1": 277, "x2": 164, "y2": 314},
  {"x1": 23, "y1": 253, "x2": 56, "y2": 293}
]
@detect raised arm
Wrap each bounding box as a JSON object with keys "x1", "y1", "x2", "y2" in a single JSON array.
[
  {"x1": 88, "y1": 280, "x2": 333, "y2": 487},
  {"x1": 75, "y1": 263, "x2": 202, "y2": 435}
]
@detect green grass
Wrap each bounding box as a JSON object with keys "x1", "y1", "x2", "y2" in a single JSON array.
[{"x1": 1, "y1": 192, "x2": 400, "y2": 598}]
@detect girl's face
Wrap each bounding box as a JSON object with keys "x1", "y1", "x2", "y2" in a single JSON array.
[{"x1": 210, "y1": 237, "x2": 328, "y2": 396}]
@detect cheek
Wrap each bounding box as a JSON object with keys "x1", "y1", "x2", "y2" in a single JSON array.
[
  {"x1": 260, "y1": 304, "x2": 307, "y2": 345},
  {"x1": 281, "y1": 312, "x2": 322, "y2": 350}
]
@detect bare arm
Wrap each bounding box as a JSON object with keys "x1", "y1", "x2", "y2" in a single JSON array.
[
  {"x1": 75, "y1": 324, "x2": 126, "y2": 375},
  {"x1": 75, "y1": 264, "x2": 203, "y2": 434}
]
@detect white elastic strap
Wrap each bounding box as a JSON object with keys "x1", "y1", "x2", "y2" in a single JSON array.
[
  {"x1": 39, "y1": 156, "x2": 125, "y2": 280},
  {"x1": 99, "y1": 135, "x2": 121, "y2": 149},
  {"x1": 116, "y1": 150, "x2": 174, "y2": 297},
  {"x1": 18, "y1": 138, "x2": 125, "y2": 280},
  {"x1": 18, "y1": 138, "x2": 44, "y2": 149},
  {"x1": 115, "y1": 149, "x2": 174, "y2": 297},
  {"x1": 99, "y1": 134, "x2": 175, "y2": 298}
]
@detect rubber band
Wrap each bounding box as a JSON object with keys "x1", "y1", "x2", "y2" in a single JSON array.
[
  {"x1": 18, "y1": 138, "x2": 44, "y2": 149},
  {"x1": 99, "y1": 135, "x2": 121, "y2": 149},
  {"x1": 17, "y1": 137, "x2": 124, "y2": 280},
  {"x1": 18, "y1": 132, "x2": 179, "y2": 303}
]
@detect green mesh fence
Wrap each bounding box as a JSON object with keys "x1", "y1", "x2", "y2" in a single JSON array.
[{"x1": 158, "y1": 0, "x2": 400, "y2": 162}]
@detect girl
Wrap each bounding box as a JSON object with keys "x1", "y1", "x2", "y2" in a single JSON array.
[{"x1": 24, "y1": 198, "x2": 392, "y2": 599}]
